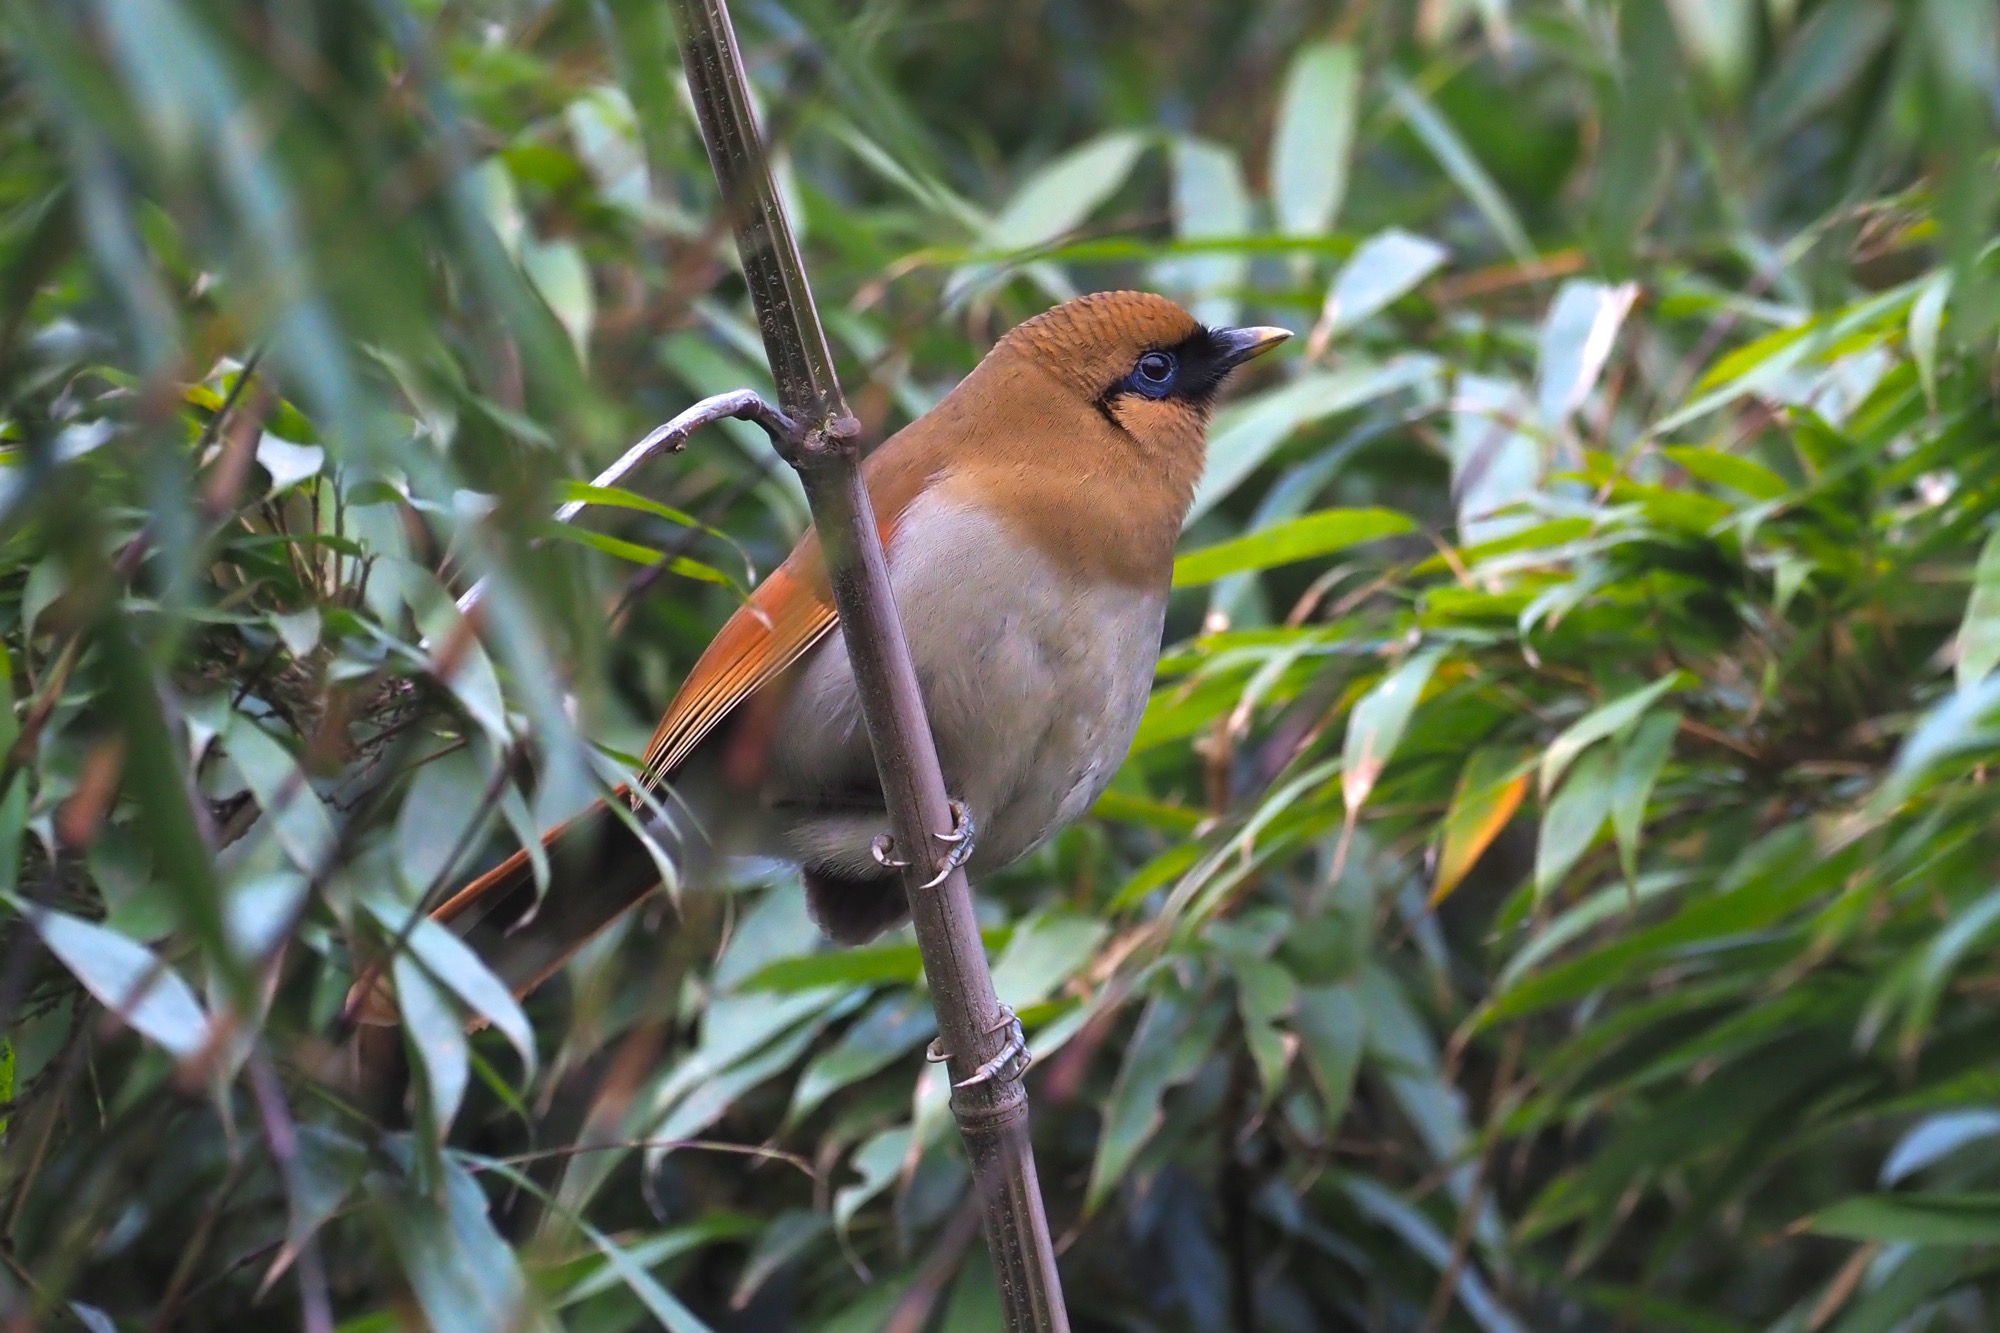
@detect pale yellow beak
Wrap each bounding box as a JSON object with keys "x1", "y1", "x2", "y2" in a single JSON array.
[{"x1": 1215, "y1": 325, "x2": 1293, "y2": 368}]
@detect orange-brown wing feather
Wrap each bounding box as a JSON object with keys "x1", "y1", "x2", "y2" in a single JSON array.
[
  {"x1": 637, "y1": 538, "x2": 839, "y2": 788},
  {"x1": 354, "y1": 380, "x2": 956, "y2": 1025},
  {"x1": 639, "y1": 432, "x2": 945, "y2": 788}
]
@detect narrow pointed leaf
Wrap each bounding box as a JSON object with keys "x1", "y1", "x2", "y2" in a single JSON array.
[
  {"x1": 1432, "y1": 747, "x2": 1531, "y2": 905},
  {"x1": 1173, "y1": 507, "x2": 1415, "y2": 586},
  {"x1": 1270, "y1": 43, "x2": 1361, "y2": 237},
  {"x1": 1342, "y1": 648, "x2": 1447, "y2": 820}
]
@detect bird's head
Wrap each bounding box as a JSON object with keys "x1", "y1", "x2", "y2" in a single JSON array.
[{"x1": 996, "y1": 290, "x2": 1290, "y2": 458}]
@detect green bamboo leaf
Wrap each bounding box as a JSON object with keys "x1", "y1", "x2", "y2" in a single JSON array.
[
  {"x1": 985, "y1": 132, "x2": 1148, "y2": 253},
  {"x1": 1881, "y1": 1111, "x2": 2000, "y2": 1186},
  {"x1": 1294, "y1": 982, "x2": 1364, "y2": 1130},
  {"x1": 730, "y1": 1212, "x2": 830, "y2": 1314},
  {"x1": 1807, "y1": 1193, "x2": 2000, "y2": 1247},
  {"x1": 989, "y1": 911, "x2": 1108, "y2": 1011},
  {"x1": 1490, "y1": 826, "x2": 1827, "y2": 1021},
  {"x1": 556, "y1": 1214, "x2": 758, "y2": 1310},
  {"x1": 1610, "y1": 710, "x2": 1680, "y2": 880},
  {"x1": 13, "y1": 900, "x2": 213, "y2": 1060},
  {"x1": 833, "y1": 1125, "x2": 911, "y2": 1232},
  {"x1": 283, "y1": 1124, "x2": 367, "y2": 1262},
  {"x1": 1341, "y1": 1176, "x2": 1526, "y2": 1332},
  {"x1": 395, "y1": 951, "x2": 470, "y2": 1132},
  {"x1": 1089, "y1": 788, "x2": 1204, "y2": 834},
  {"x1": 394, "y1": 745, "x2": 495, "y2": 895},
  {"x1": 1384, "y1": 74, "x2": 1533, "y2": 261},
  {"x1": 368, "y1": 1152, "x2": 531, "y2": 1333},
  {"x1": 224, "y1": 712, "x2": 337, "y2": 875},
  {"x1": 1156, "y1": 136, "x2": 1251, "y2": 327},
  {"x1": 1954, "y1": 526, "x2": 2000, "y2": 690},
  {"x1": 1358, "y1": 965, "x2": 1477, "y2": 1190},
  {"x1": 538, "y1": 521, "x2": 738, "y2": 589},
  {"x1": 408, "y1": 574, "x2": 510, "y2": 742},
  {"x1": 1668, "y1": 282, "x2": 1917, "y2": 430},
  {"x1": 1318, "y1": 229, "x2": 1449, "y2": 337},
  {"x1": 97, "y1": 623, "x2": 239, "y2": 997},
  {"x1": 1665, "y1": 0, "x2": 1758, "y2": 94},
  {"x1": 649, "y1": 1022, "x2": 822, "y2": 1164},
  {"x1": 787, "y1": 994, "x2": 933, "y2": 1125},
  {"x1": 1540, "y1": 675, "x2": 1688, "y2": 798},
  {"x1": 1341, "y1": 647, "x2": 1447, "y2": 823},
  {"x1": 367, "y1": 899, "x2": 535, "y2": 1080},
  {"x1": 0, "y1": 776, "x2": 22, "y2": 901},
  {"x1": 1494, "y1": 872, "x2": 1685, "y2": 994},
  {"x1": 1661, "y1": 445, "x2": 1789, "y2": 500},
  {"x1": 1909, "y1": 269, "x2": 1952, "y2": 411},
  {"x1": 1534, "y1": 746, "x2": 1614, "y2": 898},
  {"x1": 733, "y1": 942, "x2": 926, "y2": 993},
  {"x1": 1536, "y1": 280, "x2": 1640, "y2": 426},
  {"x1": 1818, "y1": 1247, "x2": 1983, "y2": 1333},
  {"x1": 946, "y1": 131, "x2": 1148, "y2": 301},
  {"x1": 1270, "y1": 43, "x2": 1361, "y2": 238},
  {"x1": 0, "y1": 641, "x2": 16, "y2": 778},
  {"x1": 1085, "y1": 989, "x2": 1223, "y2": 1213},
  {"x1": 522, "y1": 236, "x2": 594, "y2": 361},
  {"x1": 1234, "y1": 957, "x2": 1298, "y2": 1100},
  {"x1": 1752, "y1": 0, "x2": 1895, "y2": 141},
  {"x1": 1897, "y1": 887, "x2": 2000, "y2": 1057},
  {"x1": 1173, "y1": 507, "x2": 1414, "y2": 586},
  {"x1": 1880, "y1": 673, "x2": 2000, "y2": 808},
  {"x1": 554, "y1": 481, "x2": 705, "y2": 529},
  {"x1": 1445, "y1": 374, "x2": 1542, "y2": 545}
]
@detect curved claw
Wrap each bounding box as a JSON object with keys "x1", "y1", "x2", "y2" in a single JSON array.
[
  {"x1": 953, "y1": 1007, "x2": 1031, "y2": 1090},
  {"x1": 871, "y1": 833, "x2": 909, "y2": 870},
  {"x1": 918, "y1": 799, "x2": 976, "y2": 890}
]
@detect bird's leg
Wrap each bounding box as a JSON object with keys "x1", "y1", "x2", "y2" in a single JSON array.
[
  {"x1": 926, "y1": 1006, "x2": 1031, "y2": 1090},
  {"x1": 869, "y1": 799, "x2": 976, "y2": 888}
]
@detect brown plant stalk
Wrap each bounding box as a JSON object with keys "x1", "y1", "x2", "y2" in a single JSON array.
[{"x1": 666, "y1": 1, "x2": 1071, "y2": 1326}]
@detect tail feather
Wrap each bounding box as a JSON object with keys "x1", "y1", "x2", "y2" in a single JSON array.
[
  {"x1": 802, "y1": 867, "x2": 910, "y2": 946},
  {"x1": 448, "y1": 798, "x2": 677, "y2": 998},
  {"x1": 351, "y1": 797, "x2": 678, "y2": 1025}
]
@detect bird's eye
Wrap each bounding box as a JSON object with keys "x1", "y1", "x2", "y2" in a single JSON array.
[{"x1": 1133, "y1": 351, "x2": 1176, "y2": 397}]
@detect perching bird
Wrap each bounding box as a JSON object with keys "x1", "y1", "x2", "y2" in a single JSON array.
[{"x1": 363, "y1": 291, "x2": 1287, "y2": 1013}]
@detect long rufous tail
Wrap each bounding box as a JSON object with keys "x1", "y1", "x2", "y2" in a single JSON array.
[{"x1": 350, "y1": 795, "x2": 679, "y2": 1025}]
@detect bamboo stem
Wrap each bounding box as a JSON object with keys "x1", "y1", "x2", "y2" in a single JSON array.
[{"x1": 667, "y1": 1, "x2": 1070, "y2": 1326}]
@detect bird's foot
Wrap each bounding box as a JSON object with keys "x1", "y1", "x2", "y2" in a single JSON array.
[
  {"x1": 919, "y1": 799, "x2": 975, "y2": 889},
  {"x1": 869, "y1": 799, "x2": 976, "y2": 889},
  {"x1": 927, "y1": 1005, "x2": 1032, "y2": 1090}
]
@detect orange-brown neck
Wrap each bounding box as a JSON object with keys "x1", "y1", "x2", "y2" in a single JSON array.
[{"x1": 864, "y1": 345, "x2": 1206, "y2": 589}]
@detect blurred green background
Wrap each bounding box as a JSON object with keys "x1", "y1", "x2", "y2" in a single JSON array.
[{"x1": 2, "y1": 0, "x2": 1998, "y2": 1329}]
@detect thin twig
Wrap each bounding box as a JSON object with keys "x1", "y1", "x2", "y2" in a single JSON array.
[
  {"x1": 453, "y1": 390, "x2": 795, "y2": 618},
  {"x1": 247, "y1": 1053, "x2": 335, "y2": 1333}
]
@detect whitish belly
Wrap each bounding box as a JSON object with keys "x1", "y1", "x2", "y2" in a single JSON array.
[{"x1": 768, "y1": 493, "x2": 1165, "y2": 875}]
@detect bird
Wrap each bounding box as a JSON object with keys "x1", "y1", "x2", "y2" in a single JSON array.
[{"x1": 355, "y1": 291, "x2": 1288, "y2": 1018}]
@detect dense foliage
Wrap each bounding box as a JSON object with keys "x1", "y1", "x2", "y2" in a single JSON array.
[{"x1": 2, "y1": 1, "x2": 1998, "y2": 1329}]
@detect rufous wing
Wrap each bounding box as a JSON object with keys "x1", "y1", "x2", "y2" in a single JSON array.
[
  {"x1": 352, "y1": 431, "x2": 944, "y2": 1026},
  {"x1": 637, "y1": 537, "x2": 840, "y2": 787}
]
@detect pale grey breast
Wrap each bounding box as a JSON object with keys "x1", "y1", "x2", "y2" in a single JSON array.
[{"x1": 766, "y1": 490, "x2": 1166, "y2": 876}]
